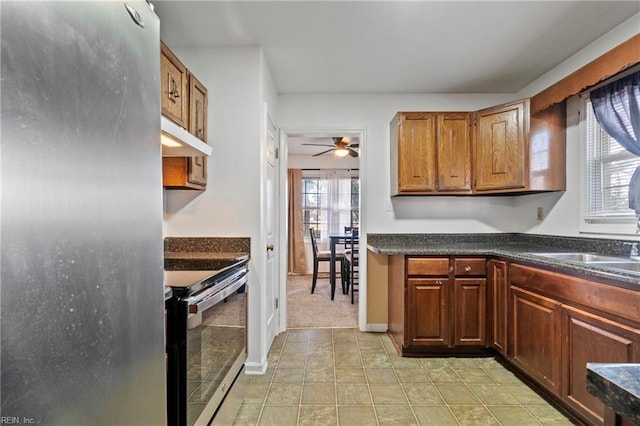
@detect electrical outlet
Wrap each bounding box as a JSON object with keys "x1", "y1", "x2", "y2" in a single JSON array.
[{"x1": 536, "y1": 206, "x2": 544, "y2": 221}]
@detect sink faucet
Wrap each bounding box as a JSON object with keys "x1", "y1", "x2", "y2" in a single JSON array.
[{"x1": 624, "y1": 242, "x2": 640, "y2": 261}]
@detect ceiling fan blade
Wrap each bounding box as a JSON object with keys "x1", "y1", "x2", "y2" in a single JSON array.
[
  {"x1": 312, "y1": 149, "x2": 334, "y2": 157},
  {"x1": 302, "y1": 143, "x2": 334, "y2": 147},
  {"x1": 347, "y1": 148, "x2": 359, "y2": 158},
  {"x1": 348, "y1": 143, "x2": 359, "y2": 148}
]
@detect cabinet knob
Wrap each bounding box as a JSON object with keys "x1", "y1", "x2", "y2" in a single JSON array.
[
  {"x1": 465, "y1": 266, "x2": 472, "y2": 272},
  {"x1": 449, "y1": 266, "x2": 454, "y2": 273}
]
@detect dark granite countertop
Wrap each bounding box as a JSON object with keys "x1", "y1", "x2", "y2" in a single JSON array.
[
  {"x1": 587, "y1": 363, "x2": 640, "y2": 423},
  {"x1": 366, "y1": 233, "x2": 640, "y2": 289},
  {"x1": 164, "y1": 237, "x2": 250, "y2": 271}
]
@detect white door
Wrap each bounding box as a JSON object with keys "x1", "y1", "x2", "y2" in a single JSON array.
[{"x1": 264, "y1": 110, "x2": 278, "y2": 346}]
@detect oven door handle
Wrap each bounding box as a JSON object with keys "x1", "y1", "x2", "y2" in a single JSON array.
[
  {"x1": 188, "y1": 272, "x2": 247, "y2": 314},
  {"x1": 184, "y1": 267, "x2": 247, "y2": 304}
]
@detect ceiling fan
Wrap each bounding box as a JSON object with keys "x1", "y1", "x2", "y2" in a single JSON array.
[{"x1": 302, "y1": 137, "x2": 359, "y2": 157}]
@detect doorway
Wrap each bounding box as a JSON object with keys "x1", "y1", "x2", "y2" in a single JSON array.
[{"x1": 277, "y1": 130, "x2": 366, "y2": 331}]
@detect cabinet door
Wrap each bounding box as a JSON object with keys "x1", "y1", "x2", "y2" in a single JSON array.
[
  {"x1": 187, "y1": 156, "x2": 207, "y2": 187},
  {"x1": 188, "y1": 73, "x2": 207, "y2": 143},
  {"x1": 453, "y1": 278, "x2": 486, "y2": 346},
  {"x1": 474, "y1": 100, "x2": 528, "y2": 191},
  {"x1": 407, "y1": 278, "x2": 450, "y2": 347},
  {"x1": 488, "y1": 260, "x2": 508, "y2": 355},
  {"x1": 160, "y1": 41, "x2": 188, "y2": 128},
  {"x1": 186, "y1": 73, "x2": 208, "y2": 188},
  {"x1": 438, "y1": 113, "x2": 472, "y2": 191},
  {"x1": 511, "y1": 285, "x2": 561, "y2": 395},
  {"x1": 397, "y1": 113, "x2": 437, "y2": 193},
  {"x1": 562, "y1": 306, "x2": 640, "y2": 425}
]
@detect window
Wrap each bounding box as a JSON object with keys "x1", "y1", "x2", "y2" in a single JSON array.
[
  {"x1": 302, "y1": 169, "x2": 359, "y2": 239},
  {"x1": 581, "y1": 96, "x2": 640, "y2": 234}
]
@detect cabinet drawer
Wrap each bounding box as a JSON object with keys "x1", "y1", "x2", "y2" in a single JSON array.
[
  {"x1": 407, "y1": 257, "x2": 449, "y2": 276},
  {"x1": 454, "y1": 258, "x2": 486, "y2": 276}
]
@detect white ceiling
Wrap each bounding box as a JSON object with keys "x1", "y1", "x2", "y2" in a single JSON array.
[
  {"x1": 154, "y1": 1, "x2": 639, "y2": 156},
  {"x1": 155, "y1": 1, "x2": 640, "y2": 95}
]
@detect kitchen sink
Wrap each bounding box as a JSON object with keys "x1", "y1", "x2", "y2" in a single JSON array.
[
  {"x1": 529, "y1": 252, "x2": 627, "y2": 263},
  {"x1": 590, "y1": 261, "x2": 640, "y2": 273}
]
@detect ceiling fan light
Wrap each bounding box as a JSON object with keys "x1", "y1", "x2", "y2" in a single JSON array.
[{"x1": 334, "y1": 147, "x2": 349, "y2": 157}]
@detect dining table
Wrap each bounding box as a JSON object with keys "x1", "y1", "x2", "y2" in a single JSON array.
[{"x1": 328, "y1": 232, "x2": 356, "y2": 298}]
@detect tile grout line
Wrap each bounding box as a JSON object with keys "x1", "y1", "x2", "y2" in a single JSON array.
[
  {"x1": 358, "y1": 330, "x2": 381, "y2": 426},
  {"x1": 385, "y1": 337, "x2": 421, "y2": 425}
]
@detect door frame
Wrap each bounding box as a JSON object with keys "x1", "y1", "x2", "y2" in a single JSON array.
[{"x1": 277, "y1": 127, "x2": 367, "y2": 333}]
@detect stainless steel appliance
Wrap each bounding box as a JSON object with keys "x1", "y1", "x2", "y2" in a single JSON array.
[
  {"x1": 165, "y1": 260, "x2": 249, "y2": 426},
  {"x1": 1, "y1": 2, "x2": 165, "y2": 424}
]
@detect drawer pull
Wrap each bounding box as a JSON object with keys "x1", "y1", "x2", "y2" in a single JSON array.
[{"x1": 465, "y1": 266, "x2": 472, "y2": 272}]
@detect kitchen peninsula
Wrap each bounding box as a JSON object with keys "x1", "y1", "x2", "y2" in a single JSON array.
[{"x1": 368, "y1": 233, "x2": 640, "y2": 426}]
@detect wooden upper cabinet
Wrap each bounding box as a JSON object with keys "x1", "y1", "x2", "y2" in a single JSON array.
[
  {"x1": 188, "y1": 73, "x2": 207, "y2": 143},
  {"x1": 161, "y1": 41, "x2": 188, "y2": 128},
  {"x1": 391, "y1": 112, "x2": 437, "y2": 194},
  {"x1": 186, "y1": 73, "x2": 208, "y2": 188},
  {"x1": 391, "y1": 112, "x2": 472, "y2": 195},
  {"x1": 390, "y1": 98, "x2": 565, "y2": 196},
  {"x1": 161, "y1": 43, "x2": 209, "y2": 191},
  {"x1": 474, "y1": 100, "x2": 528, "y2": 192},
  {"x1": 438, "y1": 113, "x2": 472, "y2": 192}
]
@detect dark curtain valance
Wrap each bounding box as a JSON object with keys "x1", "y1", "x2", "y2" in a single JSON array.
[{"x1": 590, "y1": 71, "x2": 640, "y2": 214}]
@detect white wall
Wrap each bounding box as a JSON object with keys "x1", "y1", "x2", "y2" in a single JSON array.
[
  {"x1": 162, "y1": 46, "x2": 274, "y2": 372},
  {"x1": 513, "y1": 13, "x2": 640, "y2": 238},
  {"x1": 279, "y1": 13, "x2": 640, "y2": 238},
  {"x1": 279, "y1": 93, "x2": 517, "y2": 234}
]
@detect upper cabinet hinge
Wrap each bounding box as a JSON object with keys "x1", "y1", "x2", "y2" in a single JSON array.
[{"x1": 275, "y1": 148, "x2": 279, "y2": 159}]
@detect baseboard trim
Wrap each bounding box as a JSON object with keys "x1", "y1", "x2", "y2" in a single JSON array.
[
  {"x1": 244, "y1": 361, "x2": 268, "y2": 375},
  {"x1": 364, "y1": 323, "x2": 388, "y2": 332}
]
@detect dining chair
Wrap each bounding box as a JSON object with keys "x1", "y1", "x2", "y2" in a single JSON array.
[
  {"x1": 344, "y1": 229, "x2": 359, "y2": 304},
  {"x1": 309, "y1": 228, "x2": 345, "y2": 299}
]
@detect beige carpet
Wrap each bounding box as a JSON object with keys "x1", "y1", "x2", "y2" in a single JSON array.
[{"x1": 287, "y1": 274, "x2": 358, "y2": 328}]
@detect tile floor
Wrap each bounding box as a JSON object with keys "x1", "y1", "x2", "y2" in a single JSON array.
[{"x1": 229, "y1": 328, "x2": 575, "y2": 426}]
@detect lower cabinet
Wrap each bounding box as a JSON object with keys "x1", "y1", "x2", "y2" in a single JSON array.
[
  {"x1": 510, "y1": 285, "x2": 562, "y2": 395},
  {"x1": 407, "y1": 278, "x2": 450, "y2": 346},
  {"x1": 389, "y1": 255, "x2": 640, "y2": 426},
  {"x1": 488, "y1": 259, "x2": 508, "y2": 355},
  {"x1": 453, "y1": 278, "x2": 486, "y2": 346},
  {"x1": 389, "y1": 256, "x2": 487, "y2": 355},
  {"x1": 508, "y1": 263, "x2": 640, "y2": 425},
  {"x1": 562, "y1": 305, "x2": 640, "y2": 425}
]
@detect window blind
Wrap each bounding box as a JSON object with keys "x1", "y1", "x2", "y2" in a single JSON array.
[{"x1": 583, "y1": 97, "x2": 640, "y2": 221}]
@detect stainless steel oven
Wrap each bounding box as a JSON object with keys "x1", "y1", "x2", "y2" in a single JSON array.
[{"x1": 165, "y1": 261, "x2": 248, "y2": 426}]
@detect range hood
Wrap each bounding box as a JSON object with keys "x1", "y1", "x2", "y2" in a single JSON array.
[{"x1": 161, "y1": 116, "x2": 212, "y2": 157}]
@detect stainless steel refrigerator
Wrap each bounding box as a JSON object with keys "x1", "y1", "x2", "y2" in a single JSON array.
[{"x1": 1, "y1": 2, "x2": 166, "y2": 424}]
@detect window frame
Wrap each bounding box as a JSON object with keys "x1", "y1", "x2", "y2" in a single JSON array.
[
  {"x1": 301, "y1": 169, "x2": 359, "y2": 240},
  {"x1": 579, "y1": 94, "x2": 640, "y2": 236}
]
